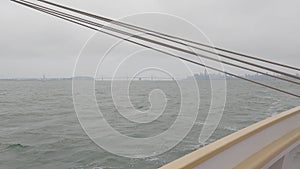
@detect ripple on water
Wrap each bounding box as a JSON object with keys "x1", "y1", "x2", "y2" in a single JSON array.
[{"x1": 0, "y1": 80, "x2": 299, "y2": 169}]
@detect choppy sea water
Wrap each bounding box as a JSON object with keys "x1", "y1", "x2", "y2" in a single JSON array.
[{"x1": 0, "y1": 80, "x2": 299, "y2": 169}]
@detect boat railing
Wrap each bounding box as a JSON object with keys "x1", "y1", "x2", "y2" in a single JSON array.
[{"x1": 160, "y1": 106, "x2": 300, "y2": 169}]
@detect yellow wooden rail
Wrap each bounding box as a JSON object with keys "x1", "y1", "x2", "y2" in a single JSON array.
[
  {"x1": 159, "y1": 106, "x2": 300, "y2": 169},
  {"x1": 234, "y1": 127, "x2": 300, "y2": 169}
]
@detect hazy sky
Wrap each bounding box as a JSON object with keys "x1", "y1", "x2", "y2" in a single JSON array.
[{"x1": 1, "y1": 0, "x2": 300, "y2": 78}]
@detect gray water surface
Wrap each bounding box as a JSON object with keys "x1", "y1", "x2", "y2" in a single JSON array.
[{"x1": 0, "y1": 80, "x2": 299, "y2": 169}]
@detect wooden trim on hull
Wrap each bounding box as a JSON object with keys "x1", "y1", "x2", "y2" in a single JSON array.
[
  {"x1": 234, "y1": 127, "x2": 300, "y2": 169},
  {"x1": 159, "y1": 106, "x2": 300, "y2": 169}
]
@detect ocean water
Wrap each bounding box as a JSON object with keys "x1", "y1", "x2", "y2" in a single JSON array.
[{"x1": 0, "y1": 80, "x2": 299, "y2": 169}]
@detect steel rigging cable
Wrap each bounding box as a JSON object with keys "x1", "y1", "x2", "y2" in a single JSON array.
[
  {"x1": 11, "y1": 0, "x2": 300, "y2": 98},
  {"x1": 37, "y1": 0, "x2": 300, "y2": 72},
  {"x1": 13, "y1": 0, "x2": 300, "y2": 82}
]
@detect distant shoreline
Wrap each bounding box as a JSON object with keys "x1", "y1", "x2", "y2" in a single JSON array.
[{"x1": 0, "y1": 78, "x2": 280, "y2": 82}]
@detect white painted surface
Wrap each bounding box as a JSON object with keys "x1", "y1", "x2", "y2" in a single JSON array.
[
  {"x1": 194, "y1": 113, "x2": 300, "y2": 169},
  {"x1": 262, "y1": 140, "x2": 300, "y2": 169}
]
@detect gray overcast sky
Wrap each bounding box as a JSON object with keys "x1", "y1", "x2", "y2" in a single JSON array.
[{"x1": 1, "y1": 0, "x2": 300, "y2": 78}]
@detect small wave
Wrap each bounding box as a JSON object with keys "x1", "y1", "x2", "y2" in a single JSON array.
[
  {"x1": 223, "y1": 126, "x2": 239, "y2": 132},
  {"x1": 6, "y1": 143, "x2": 30, "y2": 150},
  {"x1": 145, "y1": 157, "x2": 159, "y2": 162},
  {"x1": 186, "y1": 144, "x2": 202, "y2": 151},
  {"x1": 266, "y1": 98, "x2": 282, "y2": 116},
  {"x1": 194, "y1": 122, "x2": 205, "y2": 126},
  {"x1": 137, "y1": 105, "x2": 144, "y2": 109}
]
